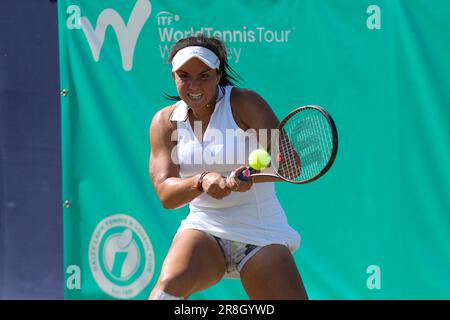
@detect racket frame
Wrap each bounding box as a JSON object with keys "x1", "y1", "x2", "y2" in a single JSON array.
[{"x1": 249, "y1": 105, "x2": 338, "y2": 184}]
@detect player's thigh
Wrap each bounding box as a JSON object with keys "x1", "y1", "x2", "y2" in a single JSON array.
[
  {"x1": 157, "y1": 229, "x2": 226, "y2": 294},
  {"x1": 240, "y1": 244, "x2": 308, "y2": 300}
]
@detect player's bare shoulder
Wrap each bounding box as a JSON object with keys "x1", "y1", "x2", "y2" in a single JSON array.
[
  {"x1": 149, "y1": 103, "x2": 179, "y2": 151},
  {"x1": 231, "y1": 88, "x2": 273, "y2": 113},
  {"x1": 230, "y1": 88, "x2": 276, "y2": 130},
  {"x1": 150, "y1": 103, "x2": 177, "y2": 134}
]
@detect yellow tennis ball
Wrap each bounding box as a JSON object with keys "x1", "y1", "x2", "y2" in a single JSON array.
[{"x1": 249, "y1": 149, "x2": 271, "y2": 170}]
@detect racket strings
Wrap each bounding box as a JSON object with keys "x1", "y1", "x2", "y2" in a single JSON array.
[
  {"x1": 278, "y1": 130, "x2": 300, "y2": 180},
  {"x1": 277, "y1": 108, "x2": 333, "y2": 181}
]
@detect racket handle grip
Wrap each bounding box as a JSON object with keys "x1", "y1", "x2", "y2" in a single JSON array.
[{"x1": 238, "y1": 167, "x2": 256, "y2": 181}]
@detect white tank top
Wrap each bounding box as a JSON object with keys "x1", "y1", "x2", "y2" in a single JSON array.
[{"x1": 171, "y1": 86, "x2": 300, "y2": 252}]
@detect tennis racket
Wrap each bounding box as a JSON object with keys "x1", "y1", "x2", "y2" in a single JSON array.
[{"x1": 237, "y1": 105, "x2": 338, "y2": 184}]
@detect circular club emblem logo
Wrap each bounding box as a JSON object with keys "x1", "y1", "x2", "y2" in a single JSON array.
[{"x1": 89, "y1": 214, "x2": 155, "y2": 299}]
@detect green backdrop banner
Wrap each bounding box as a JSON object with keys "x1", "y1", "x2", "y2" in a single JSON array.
[{"x1": 58, "y1": 0, "x2": 450, "y2": 299}]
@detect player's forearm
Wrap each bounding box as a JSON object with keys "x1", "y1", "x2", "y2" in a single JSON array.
[
  {"x1": 251, "y1": 167, "x2": 283, "y2": 183},
  {"x1": 252, "y1": 176, "x2": 283, "y2": 183},
  {"x1": 156, "y1": 175, "x2": 202, "y2": 209}
]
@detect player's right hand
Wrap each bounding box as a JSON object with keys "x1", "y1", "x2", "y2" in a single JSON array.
[{"x1": 201, "y1": 172, "x2": 231, "y2": 199}]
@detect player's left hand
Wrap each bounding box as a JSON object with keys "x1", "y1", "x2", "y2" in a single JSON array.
[{"x1": 226, "y1": 166, "x2": 253, "y2": 192}]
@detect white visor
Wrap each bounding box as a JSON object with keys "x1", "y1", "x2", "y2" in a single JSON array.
[{"x1": 171, "y1": 46, "x2": 220, "y2": 72}]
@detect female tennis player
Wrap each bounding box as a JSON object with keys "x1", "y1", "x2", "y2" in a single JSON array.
[{"x1": 148, "y1": 35, "x2": 308, "y2": 300}]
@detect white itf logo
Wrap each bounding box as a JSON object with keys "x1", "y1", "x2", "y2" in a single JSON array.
[{"x1": 89, "y1": 214, "x2": 155, "y2": 299}]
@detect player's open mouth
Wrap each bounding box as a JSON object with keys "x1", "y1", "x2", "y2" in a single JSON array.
[{"x1": 188, "y1": 93, "x2": 203, "y2": 100}]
